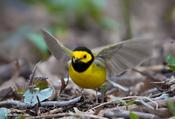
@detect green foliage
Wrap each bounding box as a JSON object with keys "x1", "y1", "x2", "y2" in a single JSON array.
[
  {"x1": 23, "y1": 0, "x2": 117, "y2": 30},
  {"x1": 15, "y1": 115, "x2": 26, "y2": 119},
  {"x1": 100, "y1": 84, "x2": 108, "y2": 94},
  {"x1": 166, "y1": 54, "x2": 175, "y2": 71},
  {"x1": 27, "y1": 33, "x2": 48, "y2": 53},
  {"x1": 0, "y1": 108, "x2": 10, "y2": 119},
  {"x1": 99, "y1": 17, "x2": 119, "y2": 30},
  {"x1": 167, "y1": 100, "x2": 175, "y2": 116},
  {"x1": 23, "y1": 66, "x2": 53, "y2": 106},
  {"x1": 5, "y1": 26, "x2": 49, "y2": 59},
  {"x1": 33, "y1": 78, "x2": 49, "y2": 90},
  {"x1": 24, "y1": 0, "x2": 105, "y2": 16},
  {"x1": 114, "y1": 98, "x2": 127, "y2": 106},
  {"x1": 23, "y1": 87, "x2": 54, "y2": 106},
  {"x1": 126, "y1": 99, "x2": 136, "y2": 105},
  {"x1": 130, "y1": 111, "x2": 139, "y2": 119},
  {"x1": 17, "y1": 87, "x2": 25, "y2": 96},
  {"x1": 17, "y1": 77, "x2": 49, "y2": 96}
]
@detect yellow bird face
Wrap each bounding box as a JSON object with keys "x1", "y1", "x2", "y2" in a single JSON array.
[
  {"x1": 72, "y1": 51, "x2": 92, "y2": 63},
  {"x1": 71, "y1": 47, "x2": 94, "y2": 72}
]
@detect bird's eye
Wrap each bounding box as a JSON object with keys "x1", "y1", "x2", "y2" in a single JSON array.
[{"x1": 83, "y1": 55, "x2": 87, "y2": 58}]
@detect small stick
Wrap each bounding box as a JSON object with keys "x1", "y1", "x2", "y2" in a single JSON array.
[
  {"x1": 0, "y1": 97, "x2": 81, "y2": 109},
  {"x1": 107, "y1": 79, "x2": 129, "y2": 92},
  {"x1": 27, "y1": 112, "x2": 107, "y2": 119},
  {"x1": 104, "y1": 109, "x2": 159, "y2": 119}
]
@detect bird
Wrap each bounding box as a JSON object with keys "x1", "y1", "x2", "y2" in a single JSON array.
[{"x1": 41, "y1": 29, "x2": 153, "y2": 89}]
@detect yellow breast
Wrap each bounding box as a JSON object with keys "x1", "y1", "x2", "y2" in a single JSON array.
[{"x1": 68, "y1": 61, "x2": 106, "y2": 89}]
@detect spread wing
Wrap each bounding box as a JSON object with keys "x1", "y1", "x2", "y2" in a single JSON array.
[
  {"x1": 92, "y1": 37, "x2": 154, "y2": 75},
  {"x1": 41, "y1": 29, "x2": 72, "y2": 60}
]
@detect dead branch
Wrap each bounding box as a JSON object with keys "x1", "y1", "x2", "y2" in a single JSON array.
[
  {"x1": 90, "y1": 96, "x2": 174, "y2": 118},
  {"x1": 0, "y1": 97, "x2": 81, "y2": 109},
  {"x1": 0, "y1": 59, "x2": 31, "y2": 81},
  {"x1": 133, "y1": 68, "x2": 165, "y2": 82},
  {"x1": 107, "y1": 79, "x2": 129, "y2": 92},
  {"x1": 104, "y1": 109, "x2": 159, "y2": 119},
  {"x1": 41, "y1": 96, "x2": 81, "y2": 107},
  {"x1": 26, "y1": 113, "x2": 108, "y2": 119},
  {"x1": 136, "y1": 65, "x2": 165, "y2": 72}
]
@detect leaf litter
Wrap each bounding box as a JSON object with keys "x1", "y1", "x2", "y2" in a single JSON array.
[{"x1": 0, "y1": 55, "x2": 175, "y2": 118}]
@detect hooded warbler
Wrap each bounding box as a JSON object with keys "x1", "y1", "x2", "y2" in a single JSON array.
[{"x1": 41, "y1": 30, "x2": 153, "y2": 89}]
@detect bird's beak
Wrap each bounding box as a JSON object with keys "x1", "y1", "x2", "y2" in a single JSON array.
[{"x1": 72, "y1": 57, "x2": 81, "y2": 63}]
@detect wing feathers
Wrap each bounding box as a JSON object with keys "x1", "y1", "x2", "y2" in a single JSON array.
[
  {"x1": 41, "y1": 29, "x2": 72, "y2": 60},
  {"x1": 41, "y1": 30, "x2": 154, "y2": 75},
  {"x1": 94, "y1": 38, "x2": 154, "y2": 74}
]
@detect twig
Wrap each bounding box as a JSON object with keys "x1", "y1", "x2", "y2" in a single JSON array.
[
  {"x1": 88, "y1": 100, "x2": 115, "y2": 111},
  {"x1": 104, "y1": 109, "x2": 159, "y2": 119},
  {"x1": 133, "y1": 68, "x2": 164, "y2": 82},
  {"x1": 124, "y1": 96, "x2": 159, "y2": 110},
  {"x1": 107, "y1": 79, "x2": 129, "y2": 92},
  {"x1": 41, "y1": 96, "x2": 81, "y2": 107},
  {"x1": 28, "y1": 64, "x2": 38, "y2": 86},
  {"x1": 36, "y1": 96, "x2": 41, "y2": 107},
  {"x1": 89, "y1": 96, "x2": 156, "y2": 110},
  {"x1": 86, "y1": 96, "x2": 173, "y2": 118},
  {"x1": 119, "y1": 97, "x2": 175, "y2": 117},
  {"x1": 136, "y1": 65, "x2": 166, "y2": 72},
  {"x1": 26, "y1": 112, "x2": 107, "y2": 119},
  {"x1": 0, "y1": 97, "x2": 81, "y2": 109},
  {"x1": 33, "y1": 77, "x2": 48, "y2": 80},
  {"x1": 138, "y1": 99, "x2": 154, "y2": 110},
  {"x1": 0, "y1": 59, "x2": 31, "y2": 80},
  {"x1": 88, "y1": 96, "x2": 151, "y2": 112},
  {"x1": 0, "y1": 100, "x2": 31, "y2": 109},
  {"x1": 131, "y1": 96, "x2": 159, "y2": 110},
  {"x1": 147, "y1": 97, "x2": 175, "y2": 109}
]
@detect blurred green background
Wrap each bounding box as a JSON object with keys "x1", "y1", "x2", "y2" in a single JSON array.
[{"x1": 0, "y1": 0, "x2": 175, "y2": 81}]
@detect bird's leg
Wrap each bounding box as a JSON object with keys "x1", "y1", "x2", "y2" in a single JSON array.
[
  {"x1": 99, "y1": 83, "x2": 108, "y2": 103},
  {"x1": 95, "y1": 88, "x2": 99, "y2": 104},
  {"x1": 80, "y1": 88, "x2": 85, "y2": 100},
  {"x1": 100, "y1": 89, "x2": 105, "y2": 103},
  {"x1": 80, "y1": 88, "x2": 84, "y2": 94}
]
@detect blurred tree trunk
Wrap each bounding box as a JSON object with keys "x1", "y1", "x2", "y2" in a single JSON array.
[
  {"x1": 162, "y1": 0, "x2": 175, "y2": 39},
  {"x1": 131, "y1": 0, "x2": 174, "y2": 38},
  {"x1": 121, "y1": 0, "x2": 132, "y2": 40}
]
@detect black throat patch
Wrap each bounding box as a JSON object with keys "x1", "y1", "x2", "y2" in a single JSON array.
[{"x1": 72, "y1": 47, "x2": 94, "y2": 72}]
